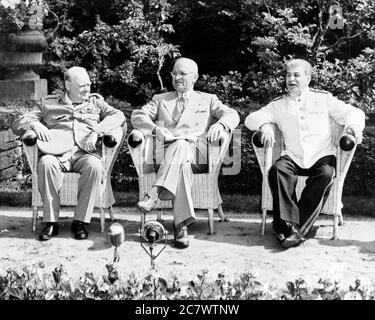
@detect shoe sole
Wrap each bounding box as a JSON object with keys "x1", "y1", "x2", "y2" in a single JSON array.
[
  {"x1": 74, "y1": 235, "x2": 88, "y2": 240},
  {"x1": 174, "y1": 242, "x2": 189, "y2": 248},
  {"x1": 38, "y1": 228, "x2": 58, "y2": 241},
  {"x1": 174, "y1": 238, "x2": 189, "y2": 248},
  {"x1": 281, "y1": 237, "x2": 305, "y2": 249}
]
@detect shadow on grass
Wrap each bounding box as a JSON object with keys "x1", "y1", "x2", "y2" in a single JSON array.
[
  {"x1": 2, "y1": 205, "x2": 375, "y2": 255},
  {"x1": 89, "y1": 214, "x2": 288, "y2": 253}
]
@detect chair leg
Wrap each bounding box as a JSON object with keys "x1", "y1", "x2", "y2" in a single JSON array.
[
  {"x1": 157, "y1": 210, "x2": 162, "y2": 222},
  {"x1": 333, "y1": 213, "x2": 339, "y2": 240},
  {"x1": 100, "y1": 208, "x2": 105, "y2": 233},
  {"x1": 109, "y1": 206, "x2": 115, "y2": 221},
  {"x1": 261, "y1": 209, "x2": 267, "y2": 236},
  {"x1": 207, "y1": 208, "x2": 215, "y2": 235},
  {"x1": 141, "y1": 212, "x2": 145, "y2": 232},
  {"x1": 32, "y1": 206, "x2": 38, "y2": 232},
  {"x1": 218, "y1": 204, "x2": 229, "y2": 222},
  {"x1": 338, "y1": 211, "x2": 344, "y2": 226}
]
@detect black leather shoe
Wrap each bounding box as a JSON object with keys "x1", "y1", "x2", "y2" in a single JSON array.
[
  {"x1": 173, "y1": 223, "x2": 189, "y2": 248},
  {"x1": 272, "y1": 221, "x2": 291, "y2": 245},
  {"x1": 281, "y1": 226, "x2": 305, "y2": 249},
  {"x1": 71, "y1": 220, "x2": 89, "y2": 240},
  {"x1": 39, "y1": 223, "x2": 59, "y2": 241}
]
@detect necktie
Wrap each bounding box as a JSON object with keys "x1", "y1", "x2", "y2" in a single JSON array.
[{"x1": 173, "y1": 95, "x2": 186, "y2": 121}]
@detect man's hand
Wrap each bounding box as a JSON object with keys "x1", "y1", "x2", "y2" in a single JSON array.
[
  {"x1": 155, "y1": 126, "x2": 176, "y2": 142},
  {"x1": 85, "y1": 131, "x2": 99, "y2": 152},
  {"x1": 346, "y1": 125, "x2": 363, "y2": 144},
  {"x1": 206, "y1": 123, "x2": 225, "y2": 143},
  {"x1": 260, "y1": 123, "x2": 275, "y2": 148},
  {"x1": 30, "y1": 122, "x2": 51, "y2": 142}
]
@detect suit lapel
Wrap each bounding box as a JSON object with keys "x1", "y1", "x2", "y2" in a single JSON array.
[
  {"x1": 175, "y1": 91, "x2": 200, "y2": 129},
  {"x1": 162, "y1": 92, "x2": 178, "y2": 119}
]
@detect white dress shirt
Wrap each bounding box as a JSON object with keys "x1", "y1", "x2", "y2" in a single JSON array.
[{"x1": 245, "y1": 87, "x2": 365, "y2": 168}]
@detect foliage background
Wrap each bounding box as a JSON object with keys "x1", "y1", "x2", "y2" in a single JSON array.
[{"x1": 2, "y1": 0, "x2": 375, "y2": 197}]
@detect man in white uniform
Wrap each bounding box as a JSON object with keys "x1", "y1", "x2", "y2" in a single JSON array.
[
  {"x1": 131, "y1": 58, "x2": 239, "y2": 248},
  {"x1": 245, "y1": 59, "x2": 365, "y2": 248}
]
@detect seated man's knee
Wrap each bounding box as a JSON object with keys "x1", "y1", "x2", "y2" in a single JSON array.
[
  {"x1": 85, "y1": 157, "x2": 103, "y2": 174},
  {"x1": 38, "y1": 155, "x2": 59, "y2": 171},
  {"x1": 320, "y1": 165, "x2": 335, "y2": 182},
  {"x1": 172, "y1": 139, "x2": 190, "y2": 150},
  {"x1": 269, "y1": 161, "x2": 284, "y2": 178},
  {"x1": 180, "y1": 162, "x2": 192, "y2": 173}
]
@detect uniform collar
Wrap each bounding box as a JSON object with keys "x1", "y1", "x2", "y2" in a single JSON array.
[
  {"x1": 63, "y1": 92, "x2": 88, "y2": 107},
  {"x1": 287, "y1": 87, "x2": 309, "y2": 104}
]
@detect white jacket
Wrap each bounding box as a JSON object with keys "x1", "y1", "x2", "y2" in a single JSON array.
[{"x1": 245, "y1": 88, "x2": 365, "y2": 168}]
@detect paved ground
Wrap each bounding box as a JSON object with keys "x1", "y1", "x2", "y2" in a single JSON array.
[{"x1": 0, "y1": 206, "x2": 375, "y2": 289}]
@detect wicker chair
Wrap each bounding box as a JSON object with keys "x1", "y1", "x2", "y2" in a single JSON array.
[
  {"x1": 252, "y1": 122, "x2": 358, "y2": 240},
  {"x1": 22, "y1": 123, "x2": 127, "y2": 233},
  {"x1": 127, "y1": 129, "x2": 232, "y2": 234}
]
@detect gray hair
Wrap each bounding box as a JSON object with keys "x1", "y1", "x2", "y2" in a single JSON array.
[
  {"x1": 285, "y1": 59, "x2": 312, "y2": 76},
  {"x1": 174, "y1": 57, "x2": 199, "y2": 74}
]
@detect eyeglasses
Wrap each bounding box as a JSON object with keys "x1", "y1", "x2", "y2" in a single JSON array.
[{"x1": 170, "y1": 72, "x2": 195, "y2": 78}]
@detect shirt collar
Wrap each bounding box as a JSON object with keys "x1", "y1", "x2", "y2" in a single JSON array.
[
  {"x1": 64, "y1": 92, "x2": 88, "y2": 107},
  {"x1": 176, "y1": 89, "x2": 193, "y2": 101},
  {"x1": 64, "y1": 92, "x2": 74, "y2": 105}
]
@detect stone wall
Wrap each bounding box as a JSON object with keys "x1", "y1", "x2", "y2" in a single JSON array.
[{"x1": 0, "y1": 110, "x2": 22, "y2": 181}]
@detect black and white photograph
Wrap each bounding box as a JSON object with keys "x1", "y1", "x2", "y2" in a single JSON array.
[{"x1": 0, "y1": 0, "x2": 374, "y2": 309}]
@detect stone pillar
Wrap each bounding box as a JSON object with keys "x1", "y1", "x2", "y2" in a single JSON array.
[
  {"x1": 0, "y1": 110, "x2": 23, "y2": 181},
  {"x1": 0, "y1": 30, "x2": 48, "y2": 101}
]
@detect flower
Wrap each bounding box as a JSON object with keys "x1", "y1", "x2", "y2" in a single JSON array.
[{"x1": 0, "y1": 0, "x2": 46, "y2": 33}]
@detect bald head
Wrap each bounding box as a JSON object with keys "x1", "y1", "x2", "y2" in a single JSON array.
[
  {"x1": 64, "y1": 66, "x2": 91, "y2": 103},
  {"x1": 64, "y1": 66, "x2": 89, "y2": 82}
]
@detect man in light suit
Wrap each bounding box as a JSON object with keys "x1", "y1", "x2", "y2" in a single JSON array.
[
  {"x1": 131, "y1": 57, "x2": 239, "y2": 248},
  {"x1": 12, "y1": 66, "x2": 126, "y2": 241},
  {"x1": 245, "y1": 59, "x2": 365, "y2": 249}
]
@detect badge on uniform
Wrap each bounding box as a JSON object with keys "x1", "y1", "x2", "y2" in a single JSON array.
[{"x1": 37, "y1": 129, "x2": 75, "y2": 155}]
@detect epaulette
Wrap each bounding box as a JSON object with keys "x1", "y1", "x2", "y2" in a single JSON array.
[
  {"x1": 272, "y1": 94, "x2": 287, "y2": 102},
  {"x1": 40, "y1": 94, "x2": 60, "y2": 109},
  {"x1": 44, "y1": 94, "x2": 61, "y2": 100},
  {"x1": 310, "y1": 88, "x2": 329, "y2": 94},
  {"x1": 89, "y1": 93, "x2": 104, "y2": 100}
]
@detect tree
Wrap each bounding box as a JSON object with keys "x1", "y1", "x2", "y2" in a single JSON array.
[{"x1": 41, "y1": 0, "x2": 180, "y2": 105}]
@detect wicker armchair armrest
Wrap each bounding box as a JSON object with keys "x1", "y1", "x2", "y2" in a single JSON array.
[
  {"x1": 22, "y1": 130, "x2": 39, "y2": 174},
  {"x1": 208, "y1": 131, "x2": 232, "y2": 173}
]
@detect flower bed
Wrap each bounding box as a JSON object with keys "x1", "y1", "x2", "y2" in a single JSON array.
[{"x1": 0, "y1": 262, "x2": 374, "y2": 300}]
